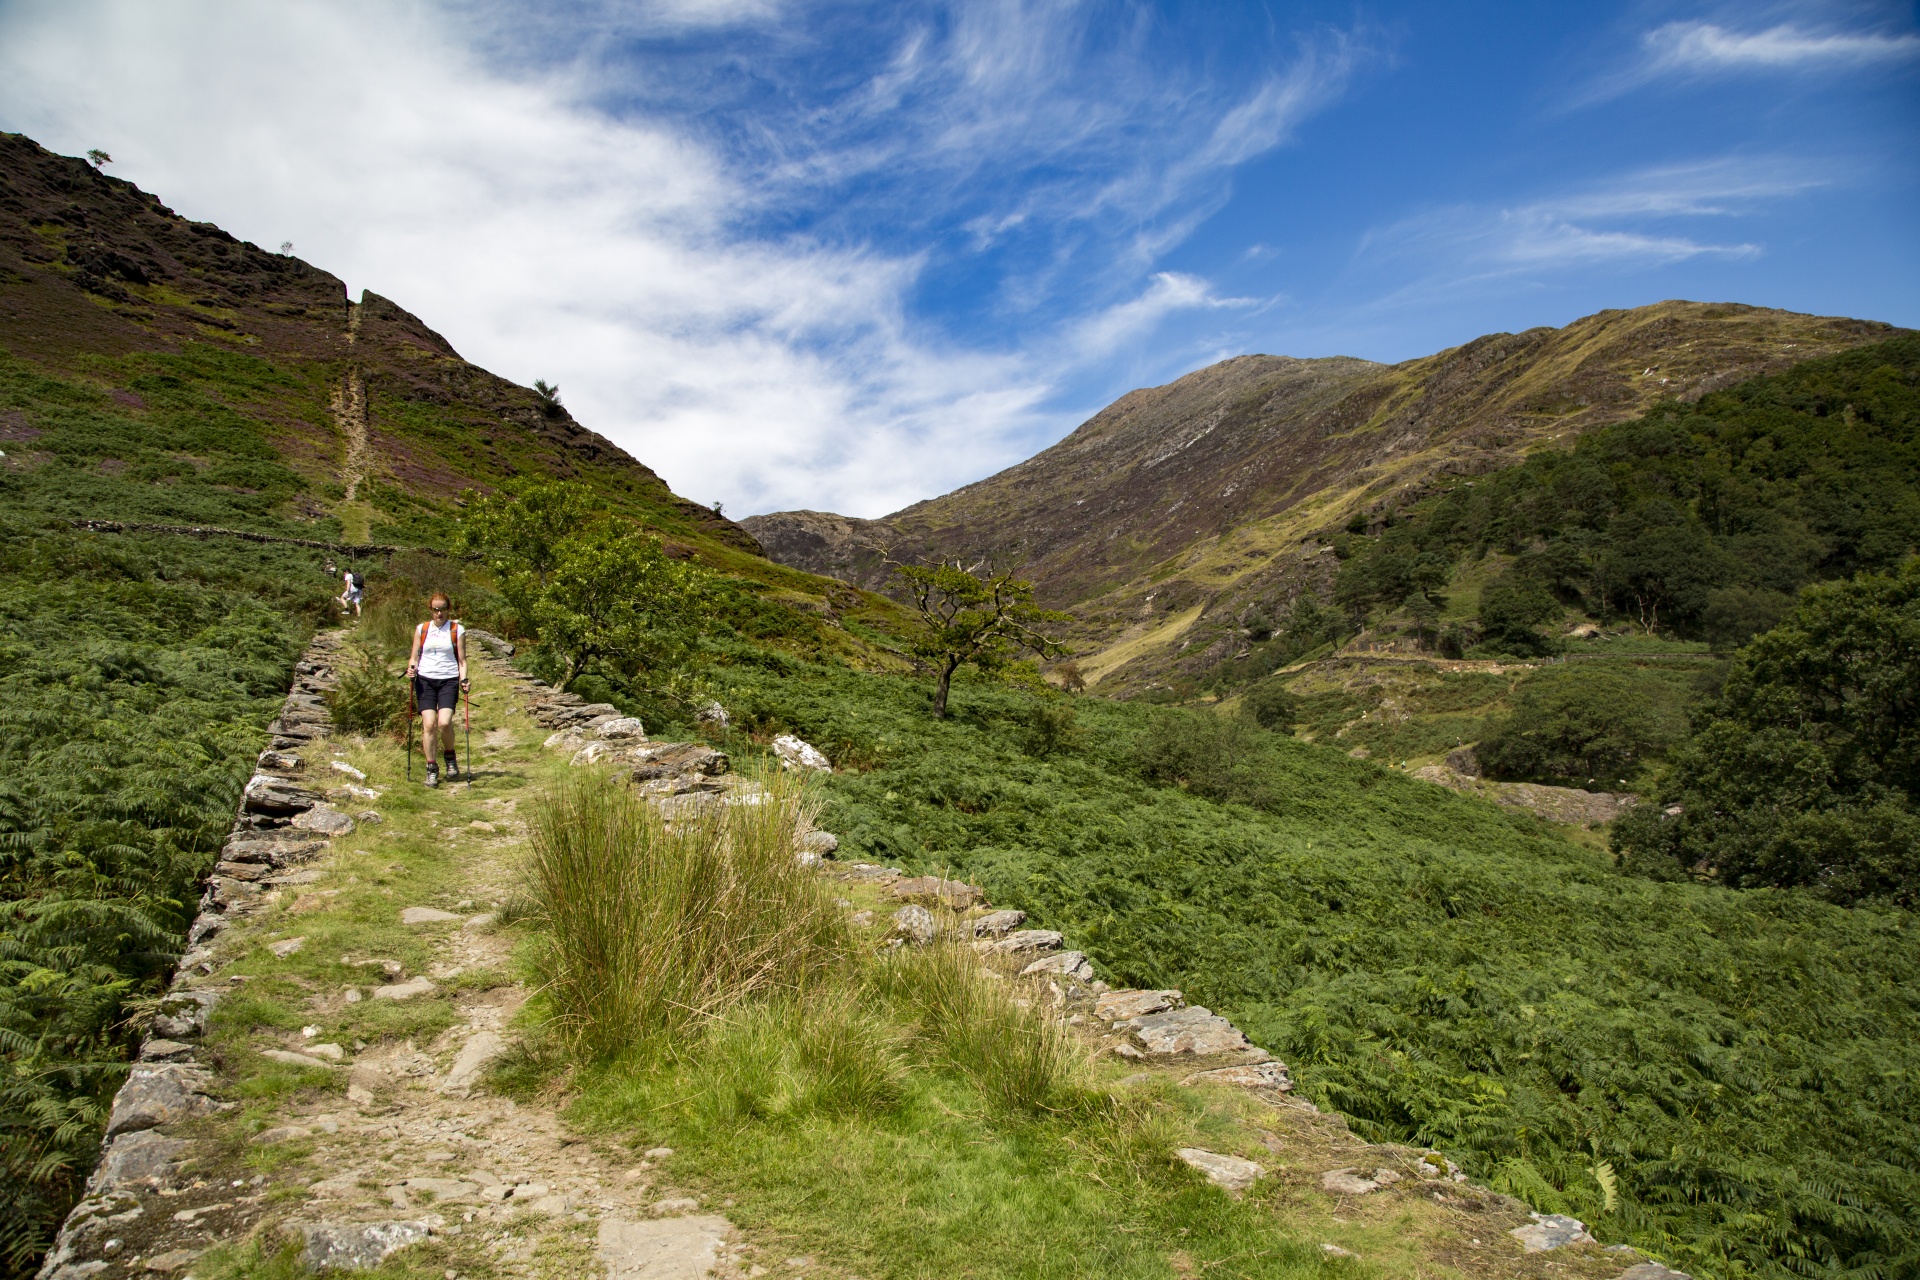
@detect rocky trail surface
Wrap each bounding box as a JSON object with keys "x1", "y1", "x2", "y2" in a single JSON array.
[{"x1": 42, "y1": 629, "x2": 1690, "y2": 1280}]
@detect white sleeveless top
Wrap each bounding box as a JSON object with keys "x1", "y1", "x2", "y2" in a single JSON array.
[{"x1": 417, "y1": 620, "x2": 461, "y2": 679}]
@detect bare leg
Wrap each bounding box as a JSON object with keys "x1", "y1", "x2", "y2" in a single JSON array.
[
  {"x1": 435, "y1": 709, "x2": 456, "y2": 759},
  {"x1": 420, "y1": 709, "x2": 439, "y2": 770}
]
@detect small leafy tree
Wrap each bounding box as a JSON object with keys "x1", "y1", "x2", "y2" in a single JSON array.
[
  {"x1": 459, "y1": 480, "x2": 706, "y2": 686},
  {"x1": 84, "y1": 149, "x2": 111, "y2": 169},
  {"x1": 532, "y1": 379, "x2": 564, "y2": 418},
  {"x1": 1477, "y1": 571, "x2": 1560, "y2": 655},
  {"x1": 890, "y1": 558, "x2": 1068, "y2": 718}
]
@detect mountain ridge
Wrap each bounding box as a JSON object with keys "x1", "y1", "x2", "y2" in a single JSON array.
[{"x1": 745, "y1": 301, "x2": 1908, "y2": 687}]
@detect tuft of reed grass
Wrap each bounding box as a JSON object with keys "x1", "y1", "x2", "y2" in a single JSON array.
[
  {"x1": 525, "y1": 770, "x2": 849, "y2": 1059},
  {"x1": 873, "y1": 935, "x2": 1089, "y2": 1115}
]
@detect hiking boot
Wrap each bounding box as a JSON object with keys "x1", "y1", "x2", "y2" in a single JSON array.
[
  {"x1": 443, "y1": 751, "x2": 459, "y2": 777},
  {"x1": 424, "y1": 762, "x2": 439, "y2": 788}
]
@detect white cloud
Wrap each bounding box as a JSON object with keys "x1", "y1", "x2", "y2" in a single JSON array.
[
  {"x1": 0, "y1": 0, "x2": 1362, "y2": 518},
  {"x1": 1642, "y1": 20, "x2": 1920, "y2": 72},
  {"x1": 1349, "y1": 159, "x2": 1813, "y2": 310}
]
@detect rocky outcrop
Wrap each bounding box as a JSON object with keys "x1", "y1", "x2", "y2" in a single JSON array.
[{"x1": 1413, "y1": 762, "x2": 1638, "y2": 825}]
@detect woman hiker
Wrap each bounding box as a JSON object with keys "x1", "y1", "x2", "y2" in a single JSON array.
[{"x1": 405, "y1": 592, "x2": 469, "y2": 787}]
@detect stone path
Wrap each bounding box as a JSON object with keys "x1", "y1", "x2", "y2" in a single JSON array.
[{"x1": 41, "y1": 629, "x2": 1689, "y2": 1280}]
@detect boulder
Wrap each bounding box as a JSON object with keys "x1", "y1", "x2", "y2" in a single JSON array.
[
  {"x1": 105, "y1": 1064, "x2": 219, "y2": 1136},
  {"x1": 1095, "y1": 989, "x2": 1182, "y2": 1021},
  {"x1": 771, "y1": 734, "x2": 831, "y2": 772},
  {"x1": 992, "y1": 929, "x2": 1063, "y2": 954},
  {"x1": 1176, "y1": 1148, "x2": 1264, "y2": 1195},
  {"x1": 890, "y1": 876, "x2": 983, "y2": 910},
  {"x1": 1510, "y1": 1214, "x2": 1594, "y2": 1252},
  {"x1": 696, "y1": 700, "x2": 730, "y2": 730},
  {"x1": 591, "y1": 716, "x2": 648, "y2": 740},
  {"x1": 629, "y1": 742, "x2": 730, "y2": 780},
  {"x1": 971, "y1": 909, "x2": 1027, "y2": 937},
  {"x1": 291, "y1": 804, "x2": 354, "y2": 836},
  {"x1": 1020, "y1": 951, "x2": 1093, "y2": 981},
  {"x1": 286, "y1": 1220, "x2": 432, "y2": 1272},
  {"x1": 890, "y1": 904, "x2": 935, "y2": 946},
  {"x1": 799, "y1": 830, "x2": 839, "y2": 856},
  {"x1": 1125, "y1": 1006, "x2": 1258, "y2": 1057}
]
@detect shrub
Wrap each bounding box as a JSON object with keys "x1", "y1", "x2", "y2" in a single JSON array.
[
  {"x1": 1133, "y1": 707, "x2": 1268, "y2": 805},
  {"x1": 1241, "y1": 680, "x2": 1300, "y2": 731},
  {"x1": 524, "y1": 771, "x2": 848, "y2": 1057},
  {"x1": 323, "y1": 643, "x2": 409, "y2": 737},
  {"x1": 1477, "y1": 665, "x2": 1690, "y2": 790}
]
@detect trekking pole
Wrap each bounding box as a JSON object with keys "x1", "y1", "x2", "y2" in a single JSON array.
[
  {"x1": 463, "y1": 680, "x2": 473, "y2": 788},
  {"x1": 405, "y1": 677, "x2": 416, "y2": 782}
]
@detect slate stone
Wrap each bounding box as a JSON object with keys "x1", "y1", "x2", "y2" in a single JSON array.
[
  {"x1": 244, "y1": 775, "x2": 321, "y2": 814},
  {"x1": 291, "y1": 804, "x2": 354, "y2": 836},
  {"x1": 1126, "y1": 1006, "x2": 1256, "y2": 1057},
  {"x1": 287, "y1": 1220, "x2": 432, "y2": 1272},
  {"x1": 151, "y1": 990, "x2": 219, "y2": 1039},
  {"x1": 89, "y1": 1129, "x2": 189, "y2": 1191},
  {"x1": 971, "y1": 909, "x2": 1027, "y2": 937},
  {"x1": 1095, "y1": 989, "x2": 1183, "y2": 1021},
  {"x1": 105, "y1": 1064, "x2": 218, "y2": 1136},
  {"x1": 992, "y1": 929, "x2": 1063, "y2": 954},
  {"x1": 1020, "y1": 951, "x2": 1093, "y2": 980},
  {"x1": 1176, "y1": 1148, "x2": 1264, "y2": 1194}
]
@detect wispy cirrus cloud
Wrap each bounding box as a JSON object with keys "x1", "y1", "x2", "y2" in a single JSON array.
[
  {"x1": 1350, "y1": 159, "x2": 1820, "y2": 310},
  {"x1": 1576, "y1": 17, "x2": 1920, "y2": 104},
  {"x1": 1642, "y1": 20, "x2": 1920, "y2": 72}
]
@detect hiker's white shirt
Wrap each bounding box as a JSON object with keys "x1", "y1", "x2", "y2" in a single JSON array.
[{"x1": 417, "y1": 620, "x2": 461, "y2": 679}]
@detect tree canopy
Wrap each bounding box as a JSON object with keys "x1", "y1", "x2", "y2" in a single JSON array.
[
  {"x1": 890, "y1": 559, "x2": 1067, "y2": 718},
  {"x1": 1613, "y1": 558, "x2": 1920, "y2": 904}
]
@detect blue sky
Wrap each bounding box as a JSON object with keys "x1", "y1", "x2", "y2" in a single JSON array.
[{"x1": 2, "y1": 1, "x2": 1915, "y2": 516}]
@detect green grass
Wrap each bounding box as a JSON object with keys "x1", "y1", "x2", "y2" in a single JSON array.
[{"x1": 698, "y1": 657, "x2": 1920, "y2": 1280}]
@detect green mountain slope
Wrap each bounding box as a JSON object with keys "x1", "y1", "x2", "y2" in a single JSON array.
[{"x1": 745, "y1": 302, "x2": 1908, "y2": 691}]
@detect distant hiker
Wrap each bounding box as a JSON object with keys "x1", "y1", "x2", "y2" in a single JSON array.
[
  {"x1": 339, "y1": 567, "x2": 365, "y2": 617},
  {"x1": 405, "y1": 593, "x2": 469, "y2": 787}
]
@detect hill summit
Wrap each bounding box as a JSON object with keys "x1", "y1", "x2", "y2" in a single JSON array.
[{"x1": 745, "y1": 302, "x2": 1904, "y2": 688}]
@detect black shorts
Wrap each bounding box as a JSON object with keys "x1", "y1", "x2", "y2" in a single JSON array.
[{"x1": 413, "y1": 675, "x2": 461, "y2": 712}]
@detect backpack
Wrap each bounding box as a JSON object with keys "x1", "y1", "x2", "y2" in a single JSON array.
[
  {"x1": 348, "y1": 572, "x2": 364, "y2": 591},
  {"x1": 415, "y1": 619, "x2": 462, "y2": 655}
]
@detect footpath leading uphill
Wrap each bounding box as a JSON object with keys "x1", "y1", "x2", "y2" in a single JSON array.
[{"x1": 42, "y1": 630, "x2": 1688, "y2": 1280}]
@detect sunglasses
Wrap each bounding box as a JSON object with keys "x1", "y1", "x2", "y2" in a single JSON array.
[{"x1": 432, "y1": 604, "x2": 449, "y2": 612}]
